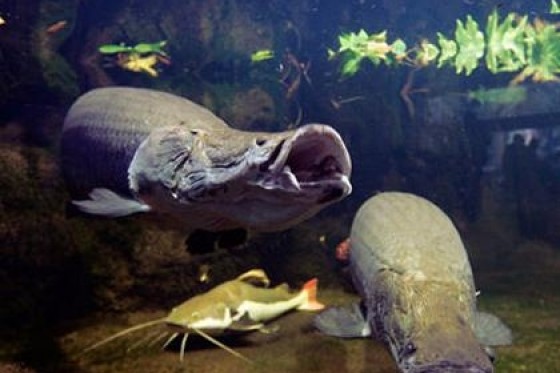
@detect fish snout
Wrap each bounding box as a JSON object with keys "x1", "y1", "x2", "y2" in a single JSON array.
[
  {"x1": 408, "y1": 347, "x2": 494, "y2": 373},
  {"x1": 405, "y1": 331, "x2": 494, "y2": 373},
  {"x1": 410, "y1": 361, "x2": 493, "y2": 373}
]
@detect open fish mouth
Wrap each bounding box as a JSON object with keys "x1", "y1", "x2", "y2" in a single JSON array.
[{"x1": 259, "y1": 124, "x2": 352, "y2": 203}]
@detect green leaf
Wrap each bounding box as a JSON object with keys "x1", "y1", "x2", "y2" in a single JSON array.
[
  {"x1": 341, "y1": 57, "x2": 363, "y2": 76},
  {"x1": 437, "y1": 33, "x2": 457, "y2": 67},
  {"x1": 391, "y1": 39, "x2": 407, "y2": 58},
  {"x1": 485, "y1": 11, "x2": 528, "y2": 73},
  {"x1": 98, "y1": 43, "x2": 131, "y2": 54},
  {"x1": 454, "y1": 15, "x2": 485, "y2": 75},
  {"x1": 551, "y1": 0, "x2": 560, "y2": 14},
  {"x1": 416, "y1": 41, "x2": 439, "y2": 66}
]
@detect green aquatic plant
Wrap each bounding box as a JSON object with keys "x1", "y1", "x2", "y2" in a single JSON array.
[
  {"x1": 98, "y1": 43, "x2": 131, "y2": 54},
  {"x1": 436, "y1": 33, "x2": 457, "y2": 68},
  {"x1": 513, "y1": 19, "x2": 560, "y2": 83},
  {"x1": 329, "y1": 29, "x2": 408, "y2": 75},
  {"x1": 98, "y1": 41, "x2": 168, "y2": 56},
  {"x1": 485, "y1": 10, "x2": 528, "y2": 73},
  {"x1": 467, "y1": 86, "x2": 527, "y2": 105},
  {"x1": 551, "y1": 0, "x2": 560, "y2": 14},
  {"x1": 416, "y1": 41, "x2": 439, "y2": 66},
  {"x1": 251, "y1": 49, "x2": 275, "y2": 63},
  {"x1": 329, "y1": 10, "x2": 560, "y2": 83},
  {"x1": 454, "y1": 15, "x2": 485, "y2": 75}
]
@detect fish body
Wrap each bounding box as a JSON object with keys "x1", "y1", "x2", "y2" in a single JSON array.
[
  {"x1": 314, "y1": 192, "x2": 512, "y2": 373},
  {"x1": 61, "y1": 87, "x2": 351, "y2": 232},
  {"x1": 166, "y1": 269, "x2": 324, "y2": 332},
  {"x1": 82, "y1": 269, "x2": 324, "y2": 362}
]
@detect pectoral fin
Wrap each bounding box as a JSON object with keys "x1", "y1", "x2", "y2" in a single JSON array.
[
  {"x1": 474, "y1": 311, "x2": 513, "y2": 346},
  {"x1": 72, "y1": 188, "x2": 151, "y2": 217},
  {"x1": 313, "y1": 302, "x2": 371, "y2": 338},
  {"x1": 228, "y1": 312, "x2": 265, "y2": 331}
]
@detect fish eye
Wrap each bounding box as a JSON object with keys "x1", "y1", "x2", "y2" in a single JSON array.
[
  {"x1": 403, "y1": 342, "x2": 417, "y2": 356},
  {"x1": 484, "y1": 346, "x2": 496, "y2": 362},
  {"x1": 256, "y1": 138, "x2": 267, "y2": 146},
  {"x1": 190, "y1": 129, "x2": 206, "y2": 136}
]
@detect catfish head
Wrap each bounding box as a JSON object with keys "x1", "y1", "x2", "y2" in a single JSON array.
[{"x1": 130, "y1": 123, "x2": 351, "y2": 231}]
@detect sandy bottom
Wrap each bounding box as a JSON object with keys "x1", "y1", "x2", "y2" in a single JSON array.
[
  {"x1": 57, "y1": 280, "x2": 560, "y2": 373},
  {"x1": 60, "y1": 289, "x2": 395, "y2": 373}
]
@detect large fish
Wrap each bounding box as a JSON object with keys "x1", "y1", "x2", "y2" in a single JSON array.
[
  {"x1": 314, "y1": 192, "x2": 512, "y2": 373},
  {"x1": 61, "y1": 87, "x2": 351, "y2": 232}
]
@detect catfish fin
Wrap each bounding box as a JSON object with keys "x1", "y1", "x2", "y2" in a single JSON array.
[
  {"x1": 236, "y1": 269, "x2": 270, "y2": 288},
  {"x1": 258, "y1": 324, "x2": 280, "y2": 334},
  {"x1": 313, "y1": 302, "x2": 371, "y2": 338},
  {"x1": 297, "y1": 278, "x2": 325, "y2": 311},
  {"x1": 227, "y1": 312, "x2": 265, "y2": 331},
  {"x1": 227, "y1": 322, "x2": 265, "y2": 332},
  {"x1": 73, "y1": 188, "x2": 151, "y2": 217},
  {"x1": 474, "y1": 311, "x2": 513, "y2": 346}
]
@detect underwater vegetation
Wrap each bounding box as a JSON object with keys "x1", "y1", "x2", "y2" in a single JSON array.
[
  {"x1": 250, "y1": 49, "x2": 275, "y2": 63},
  {"x1": 551, "y1": 0, "x2": 560, "y2": 14},
  {"x1": 330, "y1": 9, "x2": 560, "y2": 84},
  {"x1": 98, "y1": 41, "x2": 170, "y2": 77},
  {"x1": 98, "y1": 41, "x2": 168, "y2": 56},
  {"x1": 467, "y1": 85, "x2": 527, "y2": 105}
]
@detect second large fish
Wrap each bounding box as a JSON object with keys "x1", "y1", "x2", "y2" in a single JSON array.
[{"x1": 314, "y1": 192, "x2": 512, "y2": 373}]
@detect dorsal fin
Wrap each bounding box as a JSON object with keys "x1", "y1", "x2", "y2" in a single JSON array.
[{"x1": 236, "y1": 269, "x2": 270, "y2": 287}]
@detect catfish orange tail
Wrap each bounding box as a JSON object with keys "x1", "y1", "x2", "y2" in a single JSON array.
[{"x1": 297, "y1": 278, "x2": 325, "y2": 311}]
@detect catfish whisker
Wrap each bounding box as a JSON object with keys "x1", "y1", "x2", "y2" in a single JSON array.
[
  {"x1": 147, "y1": 331, "x2": 170, "y2": 348},
  {"x1": 162, "y1": 332, "x2": 179, "y2": 350},
  {"x1": 179, "y1": 333, "x2": 189, "y2": 362},
  {"x1": 80, "y1": 318, "x2": 165, "y2": 356},
  {"x1": 191, "y1": 327, "x2": 253, "y2": 364},
  {"x1": 127, "y1": 328, "x2": 163, "y2": 353}
]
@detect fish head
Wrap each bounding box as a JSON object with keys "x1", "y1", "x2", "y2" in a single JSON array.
[
  {"x1": 398, "y1": 326, "x2": 494, "y2": 373},
  {"x1": 165, "y1": 283, "x2": 266, "y2": 333},
  {"x1": 166, "y1": 298, "x2": 234, "y2": 332},
  {"x1": 388, "y1": 310, "x2": 494, "y2": 373},
  {"x1": 369, "y1": 278, "x2": 494, "y2": 373},
  {"x1": 137, "y1": 123, "x2": 351, "y2": 231}
]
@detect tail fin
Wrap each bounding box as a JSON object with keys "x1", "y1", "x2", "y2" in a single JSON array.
[{"x1": 297, "y1": 278, "x2": 325, "y2": 311}]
